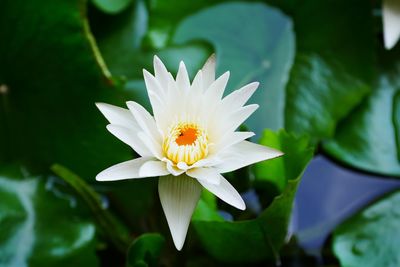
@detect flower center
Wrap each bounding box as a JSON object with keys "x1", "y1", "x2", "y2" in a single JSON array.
[
  {"x1": 162, "y1": 122, "x2": 209, "y2": 165},
  {"x1": 175, "y1": 127, "x2": 197, "y2": 146}
]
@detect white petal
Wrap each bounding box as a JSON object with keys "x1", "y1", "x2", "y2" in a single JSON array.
[
  {"x1": 96, "y1": 102, "x2": 139, "y2": 130},
  {"x1": 383, "y1": 0, "x2": 400, "y2": 50},
  {"x1": 139, "y1": 160, "x2": 169, "y2": 177},
  {"x1": 227, "y1": 104, "x2": 259, "y2": 131},
  {"x1": 163, "y1": 158, "x2": 186, "y2": 176},
  {"x1": 221, "y1": 82, "x2": 259, "y2": 110},
  {"x1": 144, "y1": 69, "x2": 165, "y2": 99},
  {"x1": 126, "y1": 101, "x2": 162, "y2": 144},
  {"x1": 158, "y1": 174, "x2": 201, "y2": 250},
  {"x1": 191, "y1": 70, "x2": 203, "y2": 92},
  {"x1": 202, "y1": 54, "x2": 216, "y2": 89},
  {"x1": 142, "y1": 71, "x2": 168, "y2": 132},
  {"x1": 176, "y1": 61, "x2": 190, "y2": 91},
  {"x1": 214, "y1": 131, "x2": 255, "y2": 153},
  {"x1": 212, "y1": 104, "x2": 258, "y2": 136},
  {"x1": 164, "y1": 76, "x2": 185, "y2": 126},
  {"x1": 96, "y1": 157, "x2": 155, "y2": 181},
  {"x1": 204, "y1": 71, "x2": 230, "y2": 101},
  {"x1": 153, "y1": 55, "x2": 170, "y2": 89},
  {"x1": 138, "y1": 132, "x2": 163, "y2": 159},
  {"x1": 177, "y1": 162, "x2": 190, "y2": 171},
  {"x1": 106, "y1": 125, "x2": 152, "y2": 157},
  {"x1": 214, "y1": 141, "x2": 283, "y2": 173},
  {"x1": 186, "y1": 167, "x2": 221, "y2": 185},
  {"x1": 192, "y1": 156, "x2": 223, "y2": 168},
  {"x1": 198, "y1": 174, "x2": 245, "y2": 210}
]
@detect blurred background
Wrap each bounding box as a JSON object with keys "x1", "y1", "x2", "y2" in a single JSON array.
[{"x1": 1, "y1": 0, "x2": 400, "y2": 266}]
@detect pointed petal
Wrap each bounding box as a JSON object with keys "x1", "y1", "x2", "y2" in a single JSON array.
[
  {"x1": 383, "y1": 0, "x2": 400, "y2": 49},
  {"x1": 106, "y1": 125, "x2": 152, "y2": 157},
  {"x1": 158, "y1": 175, "x2": 201, "y2": 250},
  {"x1": 144, "y1": 69, "x2": 165, "y2": 98},
  {"x1": 198, "y1": 174, "x2": 245, "y2": 210},
  {"x1": 202, "y1": 54, "x2": 216, "y2": 89},
  {"x1": 96, "y1": 157, "x2": 154, "y2": 181},
  {"x1": 214, "y1": 141, "x2": 283, "y2": 173},
  {"x1": 186, "y1": 167, "x2": 221, "y2": 185},
  {"x1": 126, "y1": 101, "x2": 162, "y2": 143},
  {"x1": 221, "y1": 82, "x2": 259, "y2": 110},
  {"x1": 191, "y1": 70, "x2": 203, "y2": 92},
  {"x1": 213, "y1": 104, "x2": 258, "y2": 135},
  {"x1": 139, "y1": 160, "x2": 169, "y2": 177},
  {"x1": 153, "y1": 55, "x2": 170, "y2": 89},
  {"x1": 96, "y1": 102, "x2": 139, "y2": 130},
  {"x1": 228, "y1": 104, "x2": 259, "y2": 130},
  {"x1": 214, "y1": 131, "x2": 255, "y2": 152},
  {"x1": 176, "y1": 61, "x2": 190, "y2": 91},
  {"x1": 142, "y1": 71, "x2": 168, "y2": 132},
  {"x1": 204, "y1": 71, "x2": 230, "y2": 101}
]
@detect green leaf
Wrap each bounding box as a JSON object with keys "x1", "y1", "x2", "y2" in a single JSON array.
[
  {"x1": 0, "y1": 0, "x2": 131, "y2": 179},
  {"x1": 144, "y1": 0, "x2": 224, "y2": 49},
  {"x1": 394, "y1": 91, "x2": 400, "y2": 162},
  {"x1": 51, "y1": 164, "x2": 131, "y2": 253},
  {"x1": 127, "y1": 233, "x2": 165, "y2": 267},
  {"x1": 281, "y1": 0, "x2": 374, "y2": 142},
  {"x1": 91, "y1": 0, "x2": 132, "y2": 14},
  {"x1": 192, "y1": 130, "x2": 313, "y2": 263},
  {"x1": 254, "y1": 130, "x2": 312, "y2": 192},
  {"x1": 0, "y1": 164, "x2": 98, "y2": 267},
  {"x1": 333, "y1": 190, "x2": 400, "y2": 267},
  {"x1": 172, "y1": 2, "x2": 295, "y2": 134},
  {"x1": 323, "y1": 46, "x2": 400, "y2": 177},
  {"x1": 285, "y1": 53, "x2": 370, "y2": 143}
]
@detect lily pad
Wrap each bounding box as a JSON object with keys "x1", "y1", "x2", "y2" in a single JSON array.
[
  {"x1": 333, "y1": 190, "x2": 400, "y2": 267},
  {"x1": 323, "y1": 46, "x2": 400, "y2": 177},
  {"x1": 144, "y1": 0, "x2": 224, "y2": 49},
  {"x1": 280, "y1": 0, "x2": 374, "y2": 142},
  {"x1": 285, "y1": 53, "x2": 370, "y2": 143},
  {"x1": 91, "y1": 0, "x2": 132, "y2": 14},
  {"x1": 0, "y1": 164, "x2": 98, "y2": 267},
  {"x1": 173, "y1": 2, "x2": 295, "y2": 135},
  {"x1": 0, "y1": 0, "x2": 131, "y2": 179},
  {"x1": 394, "y1": 92, "x2": 400, "y2": 161},
  {"x1": 192, "y1": 130, "x2": 313, "y2": 263},
  {"x1": 127, "y1": 233, "x2": 165, "y2": 267}
]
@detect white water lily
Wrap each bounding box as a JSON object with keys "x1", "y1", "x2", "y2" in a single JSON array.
[
  {"x1": 95, "y1": 55, "x2": 283, "y2": 250},
  {"x1": 383, "y1": 0, "x2": 400, "y2": 50}
]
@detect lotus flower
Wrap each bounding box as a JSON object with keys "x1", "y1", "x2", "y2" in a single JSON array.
[
  {"x1": 383, "y1": 0, "x2": 400, "y2": 50},
  {"x1": 96, "y1": 55, "x2": 283, "y2": 250}
]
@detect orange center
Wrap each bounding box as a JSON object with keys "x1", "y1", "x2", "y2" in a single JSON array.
[{"x1": 175, "y1": 127, "x2": 197, "y2": 146}]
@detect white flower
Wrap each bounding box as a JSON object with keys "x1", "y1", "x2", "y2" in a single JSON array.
[
  {"x1": 383, "y1": 0, "x2": 400, "y2": 50},
  {"x1": 95, "y1": 55, "x2": 283, "y2": 250}
]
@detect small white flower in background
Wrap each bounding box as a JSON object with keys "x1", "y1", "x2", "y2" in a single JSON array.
[
  {"x1": 96, "y1": 55, "x2": 283, "y2": 250},
  {"x1": 383, "y1": 0, "x2": 400, "y2": 50}
]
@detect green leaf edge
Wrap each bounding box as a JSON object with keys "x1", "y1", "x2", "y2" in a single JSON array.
[{"x1": 127, "y1": 233, "x2": 165, "y2": 267}]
